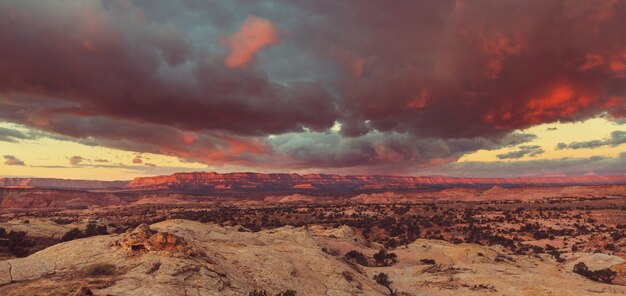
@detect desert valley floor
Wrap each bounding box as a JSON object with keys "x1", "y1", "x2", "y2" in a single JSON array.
[{"x1": 0, "y1": 177, "x2": 625, "y2": 295}]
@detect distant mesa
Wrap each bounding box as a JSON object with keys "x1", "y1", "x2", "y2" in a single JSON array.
[
  {"x1": 1, "y1": 172, "x2": 626, "y2": 194},
  {"x1": 0, "y1": 178, "x2": 127, "y2": 190}
]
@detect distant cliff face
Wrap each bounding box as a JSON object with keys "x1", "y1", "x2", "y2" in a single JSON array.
[
  {"x1": 125, "y1": 171, "x2": 626, "y2": 192},
  {"x1": 2, "y1": 172, "x2": 626, "y2": 192},
  {"x1": 0, "y1": 178, "x2": 128, "y2": 190}
]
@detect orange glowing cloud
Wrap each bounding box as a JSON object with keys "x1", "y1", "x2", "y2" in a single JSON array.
[{"x1": 223, "y1": 16, "x2": 279, "y2": 68}]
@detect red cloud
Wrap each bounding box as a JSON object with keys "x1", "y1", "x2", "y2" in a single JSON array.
[
  {"x1": 0, "y1": 1, "x2": 625, "y2": 176},
  {"x1": 222, "y1": 16, "x2": 279, "y2": 68}
]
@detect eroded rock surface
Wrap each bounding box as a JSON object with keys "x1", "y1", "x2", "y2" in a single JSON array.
[
  {"x1": 0, "y1": 219, "x2": 624, "y2": 296},
  {"x1": 115, "y1": 224, "x2": 194, "y2": 256}
]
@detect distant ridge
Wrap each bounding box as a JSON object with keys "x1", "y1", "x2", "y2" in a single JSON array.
[
  {"x1": 3, "y1": 172, "x2": 625, "y2": 192},
  {"x1": 126, "y1": 172, "x2": 626, "y2": 192},
  {"x1": 0, "y1": 177, "x2": 128, "y2": 190}
]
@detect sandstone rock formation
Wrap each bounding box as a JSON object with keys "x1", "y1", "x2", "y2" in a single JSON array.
[
  {"x1": 116, "y1": 224, "x2": 193, "y2": 256},
  {"x1": 0, "y1": 220, "x2": 624, "y2": 295}
]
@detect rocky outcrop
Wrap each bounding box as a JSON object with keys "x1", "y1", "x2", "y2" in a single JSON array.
[{"x1": 116, "y1": 224, "x2": 193, "y2": 256}]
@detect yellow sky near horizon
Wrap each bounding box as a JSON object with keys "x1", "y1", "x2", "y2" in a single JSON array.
[
  {"x1": 460, "y1": 117, "x2": 625, "y2": 162},
  {"x1": 1, "y1": 118, "x2": 624, "y2": 180}
]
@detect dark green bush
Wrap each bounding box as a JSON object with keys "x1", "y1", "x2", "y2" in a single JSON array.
[
  {"x1": 344, "y1": 250, "x2": 369, "y2": 266},
  {"x1": 83, "y1": 263, "x2": 116, "y2": 277}
]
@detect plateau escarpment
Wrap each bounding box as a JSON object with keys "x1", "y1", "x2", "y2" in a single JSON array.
[
  {"x1": 3, "y1": 172, "x2": 626, "y2": 194},
  {"x1": 126, "y1": 172, "x2": 626, "y2": 193},
  {"x1": 1, "y1": 183, "x2": 625, "y2": 209}
]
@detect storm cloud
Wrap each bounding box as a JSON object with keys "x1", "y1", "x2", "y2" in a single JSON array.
[
  {"x1": 557, "y1": 130, "x2": 626, "y2": 150},
  {"x1": 1, "y1": 0, "x2": 625, "y2": 174},
  {"x1": 0, "y1": 127, "x2": 28, "y2": 143}
]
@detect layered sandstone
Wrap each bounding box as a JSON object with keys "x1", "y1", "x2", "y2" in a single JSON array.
[
  {"x1": 126, "y1": 172, "x2": 626, "y2": 192},
  {"x1": 3, "y1": 173, "x2": 626, "y2": 195}
]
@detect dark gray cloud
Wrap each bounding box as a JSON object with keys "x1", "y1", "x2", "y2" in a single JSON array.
[
  {"x1": 423, "y1": 153, "x2": 626, "y2": 178},
  {"x1": 496, "y1": 145, "x2": 544, "y2": 159},
  {"x1": 0, "y1": 0, "x2": 625, "y2": 175},
  {"x1": 69, "y1": 155, "x2": 84, "y2": 166},
  {"x1": 3, "y1": 155, "x2": 25, "y2": 166},
  {"x1": 0, "y1": 127, "x2": 28, "y2": 143},
  {"x1": 269, "y1": 131, "x2": 536, "y2": 173},
  {"x1": 0, "y1": 1, "x2": 337, "y2": 137},
  {"x1": 557, "y1": 130, "x2": 626, "y2": 150}
]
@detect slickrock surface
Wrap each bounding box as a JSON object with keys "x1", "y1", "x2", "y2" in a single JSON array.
[
  {"x1": 0, "y1": 218, "x2": 85, "y2": 238},
  {"x1": 0, "y1": 220, "x2": 625, "y2": 295}
]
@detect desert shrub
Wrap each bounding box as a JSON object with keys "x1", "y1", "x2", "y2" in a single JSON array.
[
  {"x1": 85, "y1": 223, "x2": 108, "y2": 236},
  {"x1": 344, "y1": 250, "x2": 369, "y2": 266},
  {"x1": 420, "y1": 258, "x2": 436, "y2": 265},
  {"x1": 373, "y1": 250, "x2": 397, "y2": 266},
  {"x1": 52, "y1": 218, "x2": 74, "y2": 225},
  {"x1": 533, "y1": 230, "x2": 549, "y2": 240},
  {"x1": 248, "y1": 290, "x2": 296, "y2": 296},
  {"x1": 62, "y1": 228, "x2": 83, "y2": 241},
  {"x1": 0, "y1": 227, "x2": 6, "y2": 238},
  {"x1": 321, "y1": 247, "x2": 340, "y2": 256},
  {"x1": 7, "y1": 230, "x2": 33, "y2": 257},
  {"x1": 383, "y1": 238, "x2": 398, "y2": 249},
  {"x1": 573, "y1": 262, "x2": 617, "y2": 283},
  {"x1": 83, "y1": 263, "x2": 116, "y2": 277},
  {"x1": 547, "y1": 248, "x2": 564, "y2": 263},
  {"x1": 146, "y1": 262, "x2": 161, "y2": 274},
  {"x1": 62, "y1": 224, "x2": 108, "y2": 242},
  {"x1": 276, "y1": 290, "x2": 296, "y2": 296},
  {"x1": 373, "y1": 272, "x2": 397, "y2": 295}
]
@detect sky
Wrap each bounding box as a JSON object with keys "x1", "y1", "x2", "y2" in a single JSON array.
[{"x1": 0, "y1": 0, "x2": 625, "y2": 180}]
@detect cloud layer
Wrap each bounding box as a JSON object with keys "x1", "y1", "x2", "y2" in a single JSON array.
[
  {"x1": 557, "y1": 130, "x2": 626, "y2": 150},
  {"x1": 3, "y1": 155, "x2": 25, "y2": 166},
  {"x1": 1, "y1": 0, "x2": 625, "y2": 175},
  {"x1": 223, "y1": 16, "x2": 280, "y2": 68},
  {"x1": 496, "y1": 145, "x2": 544, "y2": 159}
]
